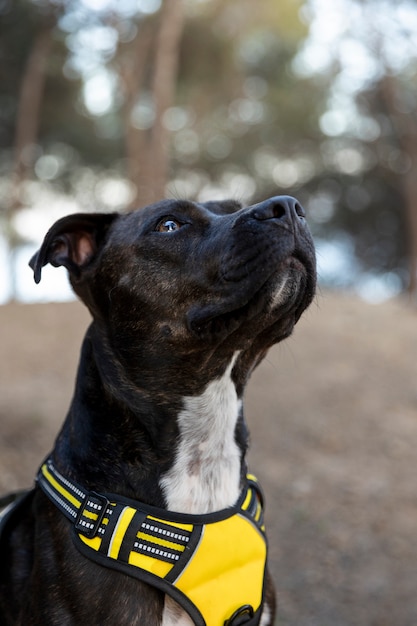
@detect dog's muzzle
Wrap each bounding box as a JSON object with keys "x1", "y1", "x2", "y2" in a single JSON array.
[{"x1": 187, "y1": 195, "x2": 315, "y2": 340}]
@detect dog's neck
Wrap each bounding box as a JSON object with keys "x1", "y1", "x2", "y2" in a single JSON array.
[
  {"x1": 160, "y1": 353, "x2": 244, "y2": 514},
  {"x1": 54, "y1": 328, "x2": 248, "y2": 515}
]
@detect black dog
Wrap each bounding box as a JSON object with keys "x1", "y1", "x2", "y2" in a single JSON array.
[{"x1": 0, "y1": 196, "x2": 315, "y2": 626}]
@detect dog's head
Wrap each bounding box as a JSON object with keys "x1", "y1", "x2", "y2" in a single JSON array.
[{"x1": 31, "y1": 197, "x2": 315, "y2": 390}]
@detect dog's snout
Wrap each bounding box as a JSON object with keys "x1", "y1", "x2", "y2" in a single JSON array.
[{"x1": 251, "y1": 195, "x2": 305, "y2": 224}]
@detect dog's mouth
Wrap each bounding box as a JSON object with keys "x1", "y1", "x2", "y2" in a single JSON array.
[
  {"x1": 187, "y1": 254, "x2": 312, "y2": 342},
  {"x1": 187, "y1": 284, "x2": 268, "y2": 339}
]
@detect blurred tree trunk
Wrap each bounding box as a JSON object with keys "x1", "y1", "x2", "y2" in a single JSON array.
[
  {"x1": 7, "y1": 22, "x2": 53, "y2": 300},
  {"x1": 402, "y1": 137, "x2": 417, "y2": 298},
  {"x1": 380, "y1": 73, "x2": 417, "y2": 298},
  {"x1": 120, "y1": 22, "x2": 154, "y2": 206},
  {"x1": 121, "y1": 0, "x2": 185, "y2": 207},
  {"x1": 144, "y1": 0, "x2": 185, "y2": 204},
  {"x1": 10, "y1": 24, "x2": 53, "y2": 210}
]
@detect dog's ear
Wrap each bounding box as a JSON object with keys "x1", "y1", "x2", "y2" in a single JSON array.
[{"x1": 29, "y1": 212, "x2": 118, "y2": 284}]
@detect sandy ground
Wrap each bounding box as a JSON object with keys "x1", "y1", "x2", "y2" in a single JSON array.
[{"x1": 1, "y1": 291, "x2": 417, "y2": 626}]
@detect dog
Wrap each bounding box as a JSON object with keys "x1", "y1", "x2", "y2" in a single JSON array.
[{"x1": 0, "y1": 196, "x2": 315, "y2": 625}]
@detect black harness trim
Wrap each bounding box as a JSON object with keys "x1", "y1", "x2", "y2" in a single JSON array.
[{"x1": 1, "y1": 459, "x2": 268, "y2": 626}]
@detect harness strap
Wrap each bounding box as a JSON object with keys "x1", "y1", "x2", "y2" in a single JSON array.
[{"x1": 37, "y1": 459, "x2": 267, "y2": 626}]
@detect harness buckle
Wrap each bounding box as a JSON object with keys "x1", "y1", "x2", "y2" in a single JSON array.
[
  {"x1": 75, "y1": 492, "x2": 109, "y2": 539},
  {"x1": 224, "y1": 605, "x2": 254, "y2": 626}
]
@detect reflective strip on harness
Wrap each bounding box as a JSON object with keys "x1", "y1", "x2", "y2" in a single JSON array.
[{"x1": 37, "y1": 459, "x2": 267, "y2": 626}]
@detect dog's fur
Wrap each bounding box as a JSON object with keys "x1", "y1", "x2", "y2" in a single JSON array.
[{"x1": 0, "y1": 196, "x2": 316, "y2": 625}]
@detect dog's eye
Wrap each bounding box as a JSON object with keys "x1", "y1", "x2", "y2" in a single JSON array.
[{"x1": 155, "y1": 218, "x2": 182, "y2": 233}]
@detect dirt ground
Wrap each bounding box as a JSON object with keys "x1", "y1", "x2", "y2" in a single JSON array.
[{"x1": 1, "y1": 291, "x2": 417, "y2": 626}]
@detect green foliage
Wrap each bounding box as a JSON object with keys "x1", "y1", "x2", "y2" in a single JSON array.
[{"x1": 0, "y1": 0, "x2": 40, "y2": 147}]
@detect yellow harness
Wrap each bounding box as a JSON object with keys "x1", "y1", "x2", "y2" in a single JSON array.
[{"x1": 37, "y1": 459, "x2": 267, "y2": 626}]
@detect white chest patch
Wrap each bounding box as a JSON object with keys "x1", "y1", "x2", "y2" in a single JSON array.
[
  {"x1": 160, "y1": 353, "x2": 242, "y2": 515},
  {"x1": 160, "y1": 354, "x2": 243, "y2": 625}
]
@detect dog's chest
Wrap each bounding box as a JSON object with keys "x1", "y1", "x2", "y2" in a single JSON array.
[
  {"x1": 160, "y1": 357, "x2": 242, "y2": 625},
  {"x1": 160, "y1": 354, "x2": 242, "y2": 515}
]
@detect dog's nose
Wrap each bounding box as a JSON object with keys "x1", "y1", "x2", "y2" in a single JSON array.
[{"x1": 250, "y1": 195, "x2": 305, "y2": 225}]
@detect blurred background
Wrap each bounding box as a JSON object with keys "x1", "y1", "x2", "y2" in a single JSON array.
[
  {"x1": 1, "y1": 0, "x2": 417, "y2": 303},
  {"x1": 1, "y1": 1, "x2": 417, "y2": 624}
]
